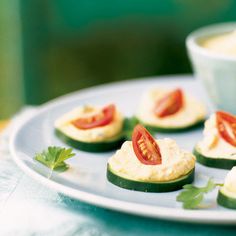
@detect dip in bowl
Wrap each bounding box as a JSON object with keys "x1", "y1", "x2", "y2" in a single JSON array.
[{"x1": 186, "y1": 22, "x2": 236, "y2": 113}]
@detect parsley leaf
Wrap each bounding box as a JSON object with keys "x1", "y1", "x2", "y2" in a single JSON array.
[
  {"x1": 123, "y1": 117, "x2": 140, "y2": 140},
  {"x1": 35, "y1": 146, "x2": 76, "y2": 172},
  {"x1": 177, "y1": 179, "x2": 223, "y2": 209}
]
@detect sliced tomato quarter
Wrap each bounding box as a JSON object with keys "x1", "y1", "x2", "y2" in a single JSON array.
[
  {"x1": 216, "y1": 111, "x2": 236, "y2": 147},
  {"x1": 71, "y1": 104, "x2": 115, "y2": 130},
  {"x1": 154, "y1": 88, "x2": 183, "y2": 118},
  {"x1": 132, "y1": 124, "x2": 162, "y2": 165}
]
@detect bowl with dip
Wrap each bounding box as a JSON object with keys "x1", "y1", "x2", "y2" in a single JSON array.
[{"x1": 186, "y1": 22, "x2": 236, "y2": 113}]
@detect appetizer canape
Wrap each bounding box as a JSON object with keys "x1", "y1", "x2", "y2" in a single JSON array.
[
  {"x1": 136, "y1": 88, "x2": 206, "y2": 132},
  {"x1": 55, "y1": 104, "x2": 124, "y2": 152},
  {"x1": 107, "y1": 124, "x2": 195, "y2": 192},
  {"x1": 194, "y1": 111, "x2": 236, "y2": 169},
  {"x1": 217, "y1": 167, "x2": 236, "y2": 209}
]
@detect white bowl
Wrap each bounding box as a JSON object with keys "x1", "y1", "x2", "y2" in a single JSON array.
[{"x1": 186, "y1": 22, "x2": 236, "y2": 113}]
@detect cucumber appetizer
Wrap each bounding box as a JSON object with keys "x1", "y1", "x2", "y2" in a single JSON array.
[
  {"x1": 217, "y1": 167, "x2": 236, "y2": 209},
  {"x1": 107, "y1": 124, "x2": 195, "y2": 192},
  {"x1": 194, "y1": 111, "x2": 236, "y2": 169},
  {"x1": 136, "y1": 88, "x2": 206, "y2": 132},
  {"x1": 55, "y1": 104, "x2": 125, "y2": 152}
]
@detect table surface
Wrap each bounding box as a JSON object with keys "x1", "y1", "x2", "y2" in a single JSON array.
[{"x1": 1, "y1": 108, "x2": 236, "y2": 236}]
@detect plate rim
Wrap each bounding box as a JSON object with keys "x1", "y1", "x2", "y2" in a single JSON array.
[{"x1": 9, "y1": 75, "x2": 236, "y2": 225}]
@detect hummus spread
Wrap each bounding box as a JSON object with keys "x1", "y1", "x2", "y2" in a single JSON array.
[
  {"x1": 221, "y1": 167, "x2": 236, "y2": 198},
  {"x1": 201, "y1": 30, "x2": 236, "y2": 56},
  {"x1": 136, "y1": 88, "x2": 206, "y2": 128},
  {"x1": 108, "y1": 138, "x2": 195, "y2": 182},
  {"x1": 197, "y1": 114, "x2": 236, "y2": 159},
  {"x1": 55, "y1": 105, "x2": 123, "y2": 142}
]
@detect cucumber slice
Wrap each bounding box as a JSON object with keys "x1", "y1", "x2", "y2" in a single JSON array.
[
  {"x1": 194, "y1": 147, "x2": 236, "y2": 170},
  {"x1": 217, "y1": 189, "x2": 236, "y2": 209},
  {"x1": 107, "y1": 164, "x2": 195, "y2": 192},
  {"x1": 137, "y1": 118, "x2": 204, "y2": 133},
  {"x1": 55, "y1": 129, "x2": 124, "y2": 152}
]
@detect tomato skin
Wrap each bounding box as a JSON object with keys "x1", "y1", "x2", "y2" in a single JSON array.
[
  {"x1": 132, "y1": 124, "x2": 162, "y2": 165},
  {"x1": 71, "y1": 104, "x2": 115, "y2": 130},
  {"x1": 154, "y1": 88, "x2": 183, "y2": 118},
  {"x1": 216, "y1": 111, "x2": 236, "y2": 147}
]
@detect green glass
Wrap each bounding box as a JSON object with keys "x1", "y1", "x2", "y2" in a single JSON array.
[{"x1": 0, "y1": 0, "x2": 23, "y2": 119}]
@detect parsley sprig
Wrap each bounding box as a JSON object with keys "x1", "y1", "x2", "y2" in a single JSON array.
[
  {"x1": 177, "y1": 179, "x2": 223, "y2": 209},
  {"x1": 123, "y1": 117, "x2": 140, "y2": 140},
  {"x1": 35, "y1": 146, "x2": 76, "y2": 172}
]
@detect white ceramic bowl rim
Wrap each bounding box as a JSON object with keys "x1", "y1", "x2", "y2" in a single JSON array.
[{"x1": 186, "y1": 22, "x2": 236, "y2": 61}]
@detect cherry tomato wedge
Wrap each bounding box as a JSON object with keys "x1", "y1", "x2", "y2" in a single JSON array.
[
  {"x1": 154, "y1": 88, "x2": 183, "y2": 118},
  {"x1": 132, "y1": 124, "x2": 162, "y2": 165},
  {"x1": 216, "y1": 111, "x2": 236, "y2": 147},
  {"x1": 71, "y1": 104, "x2": 115, "y2": 130}
]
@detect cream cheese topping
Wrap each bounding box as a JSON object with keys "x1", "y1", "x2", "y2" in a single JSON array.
[
  {"x1": 201, "y1": 30, "x2": 236, "y2": 56},
  {"x1": 55, "y1": 105, "x2": 124, "y2": 142},
  {"x1": 221, "y1": 167, "x2": 236, "y2": 198},
  {"x1": 197, "y1": 114, "x2": 236, "y2": 159},
  {"x1": 136, "y1": 88, "x2": 206, "y2": 128},
  {"x1": 108, "y1": 138, "x2": 195, "y2": 182}
]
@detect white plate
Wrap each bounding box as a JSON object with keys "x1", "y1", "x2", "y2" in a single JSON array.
[{"x1": 10, "y1": 76, "x2": 236, "y2": 224}]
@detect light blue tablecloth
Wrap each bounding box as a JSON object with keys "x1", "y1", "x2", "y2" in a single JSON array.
[{"x1": 0, "y1": 109, "x2": 236, "y2": 235}]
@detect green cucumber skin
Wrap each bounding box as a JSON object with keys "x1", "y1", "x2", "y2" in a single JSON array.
[
  {"x1": 217, "y1": 190, "x2": 236, "y2": 209},
  {"x1": 194, "y1": 148, "x2": 236, "y2": 170},
  {"x1": 107, "y1": 165, "x2": 195, "y2": 192},
  {"x1": 137, "y1": 118, "x2": 205, "y2": 133},
  {"x1": 55, "y1": 129, "x2": 124, "y2": 152}
]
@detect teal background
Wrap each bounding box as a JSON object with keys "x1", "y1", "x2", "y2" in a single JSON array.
[
  {"x1": 1, "y1": 0, "x2": 236, "y2": 115},
  {"x1": 19, "y1": 0, "x2": 236, "y2": 106}
]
